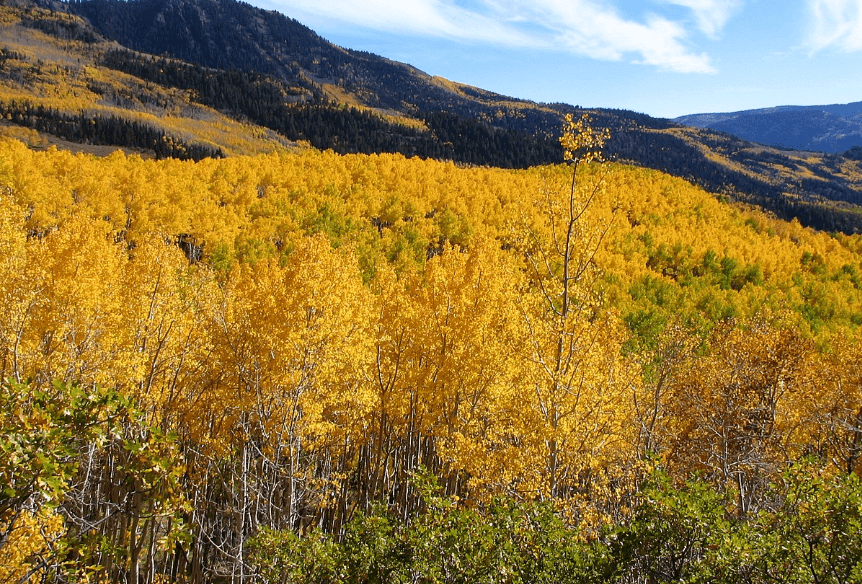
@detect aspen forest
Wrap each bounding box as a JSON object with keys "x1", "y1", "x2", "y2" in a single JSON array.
[{"x1": 3, "y1": 105, "x2": 862, "y2": 583}]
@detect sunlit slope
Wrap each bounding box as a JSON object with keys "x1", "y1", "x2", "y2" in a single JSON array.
[
  {"x1": 0, "y1": 4, "x2": 291, "y2": 156},
  {"x1": 3, "y1": 137, "x2": 860, "y2": 333}
]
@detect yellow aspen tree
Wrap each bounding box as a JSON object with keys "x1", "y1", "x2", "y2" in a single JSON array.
[
  {"x1": 0, "y1": 140, "x2": 73, "y2": 233},
  {"x1": 401, "y1": 240, "x2": 526, "y2": 499},
  {"x1": 807, "y1": 333, "x2": 862, "y2": 475},
  {"x1": 8, "y1": 214, "x2": 128, "y2": 388},
  {"x1": 0, "y1": 511, "x2": 65, "y2": 584},
  {"x1": 360, "y1": 264, "x2": 419, "y2": 514},
  {"x1": 626, "y1": 315, "x2": 703, "y2": 460},
  {"x1": 210, "y1": 234, "x2": 374, "y2": 561},
  {"x1": 119, "y1": 232, "x2": 218, "y2": 424},
  {"x1": 508, "y1": 115, "x2": 636, "y2": 503},
  {"x1": 665, "y1": 317, "x2": 813, "y2": 514},
  {"x1": 0, "y1": 194, "x2": 30, "y2": 382}
]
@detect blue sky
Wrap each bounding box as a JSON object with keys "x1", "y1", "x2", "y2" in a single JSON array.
[{"x1": 254, "y1": 0, "x2": 862, "y2": 119}]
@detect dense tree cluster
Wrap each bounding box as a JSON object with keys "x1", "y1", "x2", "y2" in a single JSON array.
[
  {"x1": 68, "y1": 0, "x2": 322, "y2": 77},
  {"x1": 423, "y1": 110, "x2": 560, "y2": 168},
  {"x1": 610, "y1": 128, "x2": 862, "y2": 233},
  {"x1": 706, "y1": 109, "x2": 862, "y2": 153},
  {"x1": 90, "y1": 18, "x2": 862, "y2": 230},
  {"x1": 3, "y1": 132, "x2": 862, "y2": 581},
  {"x1": 100, "y1": 49, "x2": 321, "y2": 109},
  {"x1": 69, "y1": 0, "x2": 547, "y2": 120},
  {"x1": 20, "y1": 9, "x2": 102, "y2": 44},
  {"x1": 845, "y1": 145, "x2": 862, "y2": 161},
  {"x1": 93, "y1": 47, "x2": 862, "y2": 209},
  {"x1": 0, "y1": 47, "x2": 27, "y2": 66},
  {"x1": 0, "y1": 99, "x2": 223, "y2": 160},
  {"x1": 97, "y1": 49, "x2": 561, "y2": 168}
]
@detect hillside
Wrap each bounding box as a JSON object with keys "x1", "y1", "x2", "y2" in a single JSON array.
[
  {"x1": 64, "y1": 0, "x2": 862, "y2": 232},
  {"x1": 0, "y1": 1, "x2": 295, "y2": 156},
  {"x1": 5, "y1": 133, "x2": 862, "y2": 581},
  {"x1": 0, "y1": 0, "x2": 860, "y2": 232}
]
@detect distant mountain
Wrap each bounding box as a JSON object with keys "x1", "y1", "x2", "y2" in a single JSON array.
[
  {"x1": 2, "y1": 0, "x2": 861, "y2": 232},
  {"x1": 675, "y1": 102, "x2": 862, "y2": 152}
]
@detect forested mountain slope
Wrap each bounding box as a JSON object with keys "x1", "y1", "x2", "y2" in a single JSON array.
[
  {"x1": 65, "y1": 0, "x2": 862, "y2": 232},
  {"x1": 1, "y1": 0, "x2": 861, "y2": 232}
]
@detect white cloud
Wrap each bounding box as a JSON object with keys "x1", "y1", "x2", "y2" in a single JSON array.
[
  {"x1": 517, "y1": 0, "x2": 716, "y2": 72},
  {"x1": 262, "y1": 0, "x2": 529, "y2": 43},
  {"x1": 807, "y1": 0, "x2": 862, "y2": 52},
  {"x1": 266, "y1": 0, "x2": 718, "y2": 73},
  {"x1": 660, "y1": 0, "x2": 743, "y2": 37}
]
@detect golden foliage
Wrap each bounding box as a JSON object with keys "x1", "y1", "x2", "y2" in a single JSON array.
[
  {"x1": 0, "y1": 510, "x2": 65, "y2": 583},
  {"x1": 3, "y1": 131, "x2": 862, "y2": 580},
  {"x1": 559, "y1": 113, "x2": 611, "y2": 164}
]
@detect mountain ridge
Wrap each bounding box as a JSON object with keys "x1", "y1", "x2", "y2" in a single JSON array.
[
  {"x1": 677, "y1": 101, "x2": 862, "y2": 123},
  {"x1": 675, "y1": 102, "x2": 862, "y2": 152}
]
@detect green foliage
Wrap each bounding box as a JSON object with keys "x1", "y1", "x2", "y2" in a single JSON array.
[
  {"x1": 434, "y1": 208, "x2": 472, "y2": 248},
  {"x1": 611, "y1": 468, "x2": 738, "y2": 584},
  {"x1": 385, "y1": 225, "x2": 428, "y2": 271},
  {"x1": 239, "y1": 465, "x2": 862, "y2": 584},
  {"x1": 802, "y1": 251, "x2": 829, "y2": 276},
  {"x1": 234, "y1": 235, "x2": 280, "y2": 265},
  {"x1": 0, "y1": 379, "x2": 126, "y2": 521},
  {"x1": 629, "y1": 275, "x2": 679, "y2": 308},
  {"x1": 0, "y1": 378, "x2": 190, "y2": 581},
  {"x1": 753, "y1": 465, "x2": 862, "y2": 584},
  {"x1": 798, "y1": 281, "x2": 839, "y2": 331},
  {"x1": 208, "y1": 239, "x2": 235, "y2": 272},
  {"x1": 340, "y1": 509, "x2": 409, "y2": 584},
  {"x1": 623, "y1": 308, "x2": 668, "y2": 355},
  {"x1": 248, "y1": 528, "x2": 339, "y2": 584},
  {"x1": 606, "y1": 464, "x2": 862, "y2": 584},
  {"x1": 303, "y1": 202, "x2": 356, "y2": 248},
  {"x1": 248, "y1": 470, "x2": 616, "y2": 584}
]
